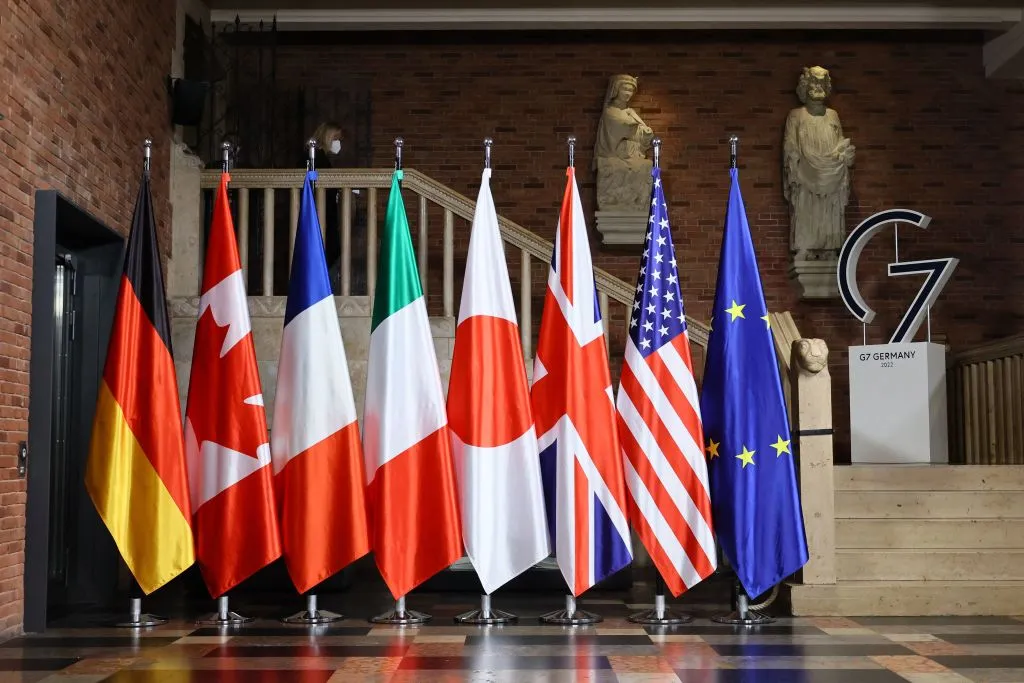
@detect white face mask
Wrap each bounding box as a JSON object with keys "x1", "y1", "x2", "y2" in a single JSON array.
[{"x1": 329, "y1": 139, "x2": 341, "y2": 154}]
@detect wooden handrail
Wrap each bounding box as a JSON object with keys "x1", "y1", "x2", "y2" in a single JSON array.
[
  {"x1": 951, "y1": 333, "x2": 1024, "y2": 367},
  {"x1": 948, "y1": 332, "x2": 1024, "y2": 465},
  {"x1": 200, "y1": 167, "x2": 711, "y2": 347},
  {"x1": 769, "y1": 311, "x2": 801, "y2": 424}
]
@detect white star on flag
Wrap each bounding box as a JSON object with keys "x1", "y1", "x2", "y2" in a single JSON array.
[{"x1": 616, "y1": 164, "x2": 716, "y2": 598}]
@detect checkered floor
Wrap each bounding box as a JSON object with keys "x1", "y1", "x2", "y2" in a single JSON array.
[{"x1": 4, "y1": 588, "x2": 1024, "y2": 682}]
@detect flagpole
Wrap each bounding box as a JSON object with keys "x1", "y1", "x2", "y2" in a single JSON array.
[
  {"x1": 279, "y1": 138, "x2": 346, "y2": 626},
  {"x1": 538, "y1": 135, "x2": 602, "y2": 628},
  {"x1": 195, "y1": 140, "x2": 255, "y2": 628},
  {"x1": 709, "y1": 134, "x2": 775, "y2": 627},
  {"x1": 368, "y1": 136, "x2": 432, "y2": 627},
  {"x1": 452, "y1": 138, "x2": 518, "y2": 627},
  {"x1": 625, "y1": 138, "x2": 694, "y2": 627},
  {"x1": 222, "y1": 140, "x2": 231, "y2": 174},
  {"x1": 112, "y1": 139, "x2": 170, "y2": 630}
]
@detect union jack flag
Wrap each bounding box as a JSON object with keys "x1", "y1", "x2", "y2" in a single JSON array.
[
  {"x1": 531, "y1": 168, "x2": 633, "y2": 596},
  {"x1": 615, "y1": 166, "x2": 717, "y2": 596}
]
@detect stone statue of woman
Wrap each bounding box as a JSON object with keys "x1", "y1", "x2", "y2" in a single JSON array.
[
  {"x1": 594, "y1": 74, "x2": 655, "y2": 213},
  {"x1": 783, "y1": 66, "x2": 855, "y2": 263}
]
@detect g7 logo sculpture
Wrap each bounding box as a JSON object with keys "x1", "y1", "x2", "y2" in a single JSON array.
[{"x1": 837, "y1": 209, "x2": 958, "y2": 344}]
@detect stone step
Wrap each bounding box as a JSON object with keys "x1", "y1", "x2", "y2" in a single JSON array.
[
  {"x1": 788, "y1": 580, "x2": 1024, "y2": 616},
  {"x1": 836, "y1": 549, "x2": 1024, "y2": 582},
  {"x1": 837, "y1": 518, "x2": 1024, "y2": 550},
  {"x1": 836, "y1": 490, "x2": 1024, "y2": 519},
  {"x1": 835, "y1": 465, "x2": 1024, "y2": 491}
]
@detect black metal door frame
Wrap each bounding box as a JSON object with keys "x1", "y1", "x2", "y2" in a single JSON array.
[{"x1": 25, "y1": 192, "x2": 123, "y2": 632}]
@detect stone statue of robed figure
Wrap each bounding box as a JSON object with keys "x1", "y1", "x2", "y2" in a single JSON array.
[
  {"x1": 783, "y1": 66, "x2": 855, "y2": 298},
  {"x1": 593, "y1": 74, "x2": 656, "y2": 245}
]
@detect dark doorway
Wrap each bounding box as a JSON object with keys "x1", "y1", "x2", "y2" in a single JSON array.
[{"x1": 25, "y1": 192, "x2": 125, "y2": 632}]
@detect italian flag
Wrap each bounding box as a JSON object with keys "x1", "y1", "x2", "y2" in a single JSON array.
[{"x1": 363, "y1": 169, "x2": 463, "y2": 599}]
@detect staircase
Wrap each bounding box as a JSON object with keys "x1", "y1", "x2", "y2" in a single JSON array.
[
  {"x1": 165, "y1": 162, "x2": 717, "y2": 577},
  {"x1": 168, "y1": 165, "x2": 710, "y2": 421},
  {"x1": 789, "y1": 465, "x2": 1024, "y2": 616},
  {"x1": 167, "y1": 158, "x2": 1024, "y2": 617}
]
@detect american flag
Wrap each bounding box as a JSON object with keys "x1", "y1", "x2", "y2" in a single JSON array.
[{"x1": 615, "y1": 167, "x2": 718, "y2": 596}]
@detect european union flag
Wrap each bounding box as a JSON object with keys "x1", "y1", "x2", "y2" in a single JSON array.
[{"x1": 699, "y1": 167, "x2": 809, "y2": 598}]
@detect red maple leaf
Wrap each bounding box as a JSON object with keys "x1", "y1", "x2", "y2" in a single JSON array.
[{"x1": 185, "y1": 308, "x2": 269, "y2": 459}]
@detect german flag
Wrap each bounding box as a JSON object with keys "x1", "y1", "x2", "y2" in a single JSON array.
[{"x1": 85, "y1": 171, "x2": 194, "y2": 594}]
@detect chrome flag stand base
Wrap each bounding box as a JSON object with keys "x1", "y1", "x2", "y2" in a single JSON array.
[
  {"x1": 114, "y1": 598, "x2": 167, "y2": 628},
  {"x1": 628, "y1": 593, "x2": 693, "y2": 625},
  {"x1": 370, "y1": 596, "x2": 431, "y2": 625},
  {"x1": 282, "y1": 594, "x2": 343, "y2": 625},
  {"x1": 197, "y1": 596, "x2": 254, "y2": 626},
  {"x1": 454, "y1": 594, "x2": 516, "y2": 625},
  {"x1": 540, "y1": 594, "x2": 602, "y2": 625},
  {"x1": 711, "y1": 583, "x2": 774, "y2": 626}
]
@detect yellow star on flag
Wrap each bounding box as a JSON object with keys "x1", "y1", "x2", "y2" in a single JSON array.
[
  {"x1": 736, "y1": 445, "x2": 756, "y2": 468},
  {"x1": 762, "y1": 313, "x2": 771, "y2": 328},
  {"x1": 706, "y1": 438, "x2": 720, "y2": 459},
  {"x1": 725, "y1": 300, "x2": 746, "y2": 322},
  {"x1": 771, "y1": 435, "x2": 791, "y2": 457}
]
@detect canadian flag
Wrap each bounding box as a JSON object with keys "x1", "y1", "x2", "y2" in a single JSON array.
[{"x1": 184, "y1": 172, "x2": 282, "y2": 598}]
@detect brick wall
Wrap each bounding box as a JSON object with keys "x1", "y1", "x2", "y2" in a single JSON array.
[
  {"x1": 255, "y1": 29, "x2": 1024, "y2": 460},
  {"x1": 0, "y1": 0, "x2": 174, "y2": 636}
]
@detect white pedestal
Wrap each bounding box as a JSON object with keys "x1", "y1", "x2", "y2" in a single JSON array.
[{"x1": 849, "y1": 342, "x2": 948, "y2": 464}]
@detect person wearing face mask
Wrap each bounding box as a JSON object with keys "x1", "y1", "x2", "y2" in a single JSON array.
[
  {"x1": 301, "y1": 122, "x2": 344, "y2": 291},
  {"x1": 304, "y1": 121, "x2": 343, "y2": 169}
]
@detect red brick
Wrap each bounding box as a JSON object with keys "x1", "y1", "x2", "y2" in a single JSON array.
[
  {"x1": 250, "y1": 29, "x2": 1024, "y2": 462},
  {"x1": 0, "y1": 0, "x2": 175, "y2": 638},
  {"x1": 3, "y1": 23, "x2": 1022, "y2": 639}
]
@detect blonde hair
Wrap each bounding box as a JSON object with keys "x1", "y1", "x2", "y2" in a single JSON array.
[{"x1": 312, "y1": 121, "x2": 342, "y2": 150}]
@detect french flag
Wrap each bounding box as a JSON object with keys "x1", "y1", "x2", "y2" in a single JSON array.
[{"x1": 271, "y1": 170, "x2": 370, "y2": 594}]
